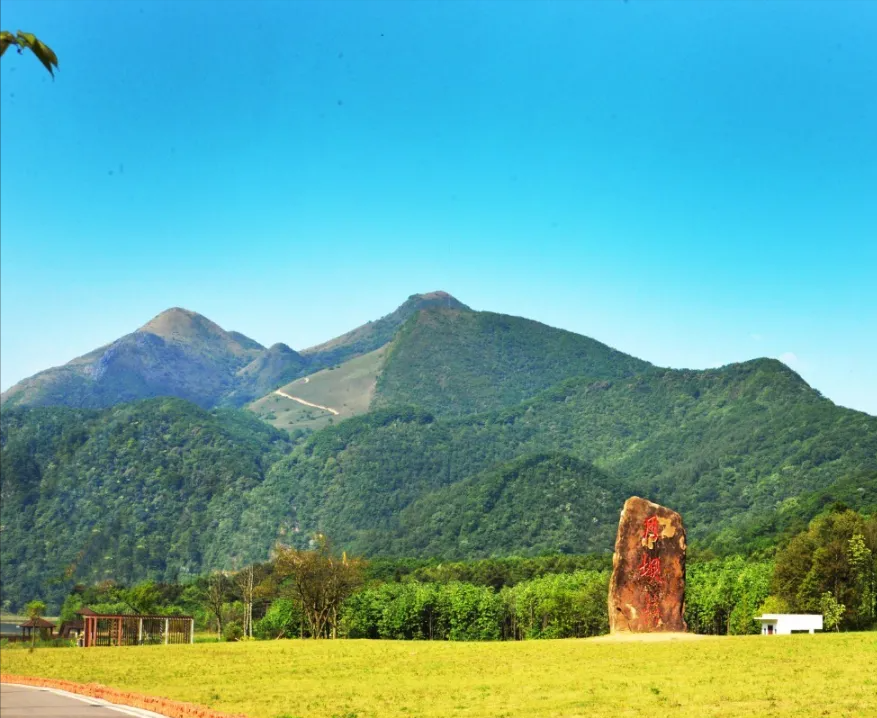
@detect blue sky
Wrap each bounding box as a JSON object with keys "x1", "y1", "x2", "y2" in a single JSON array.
[{"x1": 1, "y1": 0, "x2": 875, "y2": 414}]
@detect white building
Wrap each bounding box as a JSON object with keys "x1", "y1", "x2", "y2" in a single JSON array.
[{"x1": 754, "y1": 614, "x2": 823, "y2": 635}]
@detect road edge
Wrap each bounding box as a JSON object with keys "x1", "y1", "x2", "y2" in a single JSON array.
[{"x1": 0, "y1": 675, "x2": 248, "y2": 718}]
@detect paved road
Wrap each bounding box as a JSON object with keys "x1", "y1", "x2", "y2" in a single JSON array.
[{"x1": 0, "y1": 684, "x2": 167, "y2": 717}]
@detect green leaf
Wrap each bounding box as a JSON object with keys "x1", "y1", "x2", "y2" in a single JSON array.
[
  {"x1": 0, "y1": 30, "x2": 58, "y2": 77},
  {"x1": 0, "y1": 30, "x2": 18, "y2": 57},
  {"x1": 29, "y1": 37, "x2": 59, "y2": 77}
]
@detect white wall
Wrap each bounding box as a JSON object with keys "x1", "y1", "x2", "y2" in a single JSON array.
[{"x1": 757, "y1": 614, "x2": 823, "y2": 635}]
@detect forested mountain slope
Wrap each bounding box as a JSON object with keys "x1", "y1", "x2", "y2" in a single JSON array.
[
  {"x1": 373, "y1": 307, "x2": 653, "y2": 415},
  {"x1": 0, "y1": 399, "x2": 293, "y2": 609},
  {"x1": 2, "y1": 359, "x2": 874, "y2": 611},
  {"x1": 301, "y1": 291, "x2": 469, "y2": 367},
  {"x1": 2, "y1": 299, "x2": 875, "y2": 613},
  {"x1": 392, "y1": 453, "x2": 631, "y2": 558},
  {"x1": 239, "y1": 359, "x2": 876, "y2": 556},
  {"x1": 246, "y1": 304, "x2": 653, "y2": 432}
]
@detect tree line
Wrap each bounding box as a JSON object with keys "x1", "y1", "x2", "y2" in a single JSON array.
[{"x1": 39, "y1": 506, "x2": 874, "y2": 644}]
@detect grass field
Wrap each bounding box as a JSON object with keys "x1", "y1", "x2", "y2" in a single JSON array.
[
  {"x1": 2, "y1": 633, "x2": 875, "y2": 718},
  {"x1": 249, "y1": 346, "x2": 387, "y2": 431}
]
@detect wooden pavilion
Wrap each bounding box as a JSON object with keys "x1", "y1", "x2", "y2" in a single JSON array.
[
  {"x1": 58, "y1": 618, "x2": 84, "y2": 639},
  {"x1": 77, "y1": 607, "x2": 194, "y2": 647},
  {"x1": 18, "y1": 616, "x2": 56, "y2": 641}
]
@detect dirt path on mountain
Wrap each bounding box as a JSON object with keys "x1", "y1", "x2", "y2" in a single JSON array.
[{"x1": 274, "y1": 389, "x2": 339, "y2": 415}]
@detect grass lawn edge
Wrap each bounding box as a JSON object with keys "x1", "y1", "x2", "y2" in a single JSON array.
[{"x1": 0, "y1": 674, "x2": 250, "y2": 718}]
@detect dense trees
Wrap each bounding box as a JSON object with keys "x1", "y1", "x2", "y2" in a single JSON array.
[
  {"x1": 685, "y1": 558, "x2": 773, "y2": 635},
  {"x1": 0, "y1": 400, "x2": 294, "y2": 611},
  {"x1": 271, "y1": 537, "x2": 365, "y2": 639},
  {"x1": 3, "y1": 342, "x2": 875, "y2": 612},
  {"x1": 42, "y1": 509, "x2": 877, "y2": 644},
  {"x1": 374, "y1": 308, "x2": 651, "y2": 416},
  {"x1": 246, "y1": 361, "x2": 876, "y2": 561},
  {"x1": 772, "y1": 507, "x2": 876, "y2": 630}
]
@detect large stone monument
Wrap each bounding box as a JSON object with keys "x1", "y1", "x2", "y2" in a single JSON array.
[{"x1": 608, "y1": 496, "x2": 687, "y2": 633}]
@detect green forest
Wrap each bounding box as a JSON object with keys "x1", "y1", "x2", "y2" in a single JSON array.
[
  {"x1": 373, "y1": 307, "x2": 652, "y2": 415},
  {"x1": 0, "y1": 399, "x2": 295, "y2": 609},
  {"x1": 246, "y1": 358, "x2": 876, "y2": 557},
  {"x1": 2, "y1": 304, "x2": 875, "y2": 616},
  {"x1": 2, "y1": 354, "x2": 876, "y2": 610},
  {"x1": 13, "y1": 506, "x2": 872, "y2": 650}
]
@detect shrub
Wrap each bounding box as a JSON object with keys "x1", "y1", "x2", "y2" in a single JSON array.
[
  {"x1": 253, "y1": 599, "x2": 302, "y2": 639},
  {"x1": 223, "y1": 621, "x2": 244, "y2": 642}
]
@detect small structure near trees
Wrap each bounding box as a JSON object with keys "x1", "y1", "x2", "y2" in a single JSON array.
[
  {"x1": 78, "y1": 607, "x2": 194, "y2": 647},
  {"x1": 18, "y1": 616, "x2": 55, "y2": 641},
  {"x1": 58, "y1": 619, "x2": 84, "y2": 640},
  {"x1": 754, "y1": 613, "x2": 823, "y2": 635}
]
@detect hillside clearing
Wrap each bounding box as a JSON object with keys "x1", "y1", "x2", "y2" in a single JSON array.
[
  {"x1": 273, "y1": 389, "x2": 339, "y2": 415},
  {"x1": 2, "y1": 633, "x2": 874, "y2": 718},
  {"x1": 248, "y1": 346, "x2": 387, "y2": 431}
]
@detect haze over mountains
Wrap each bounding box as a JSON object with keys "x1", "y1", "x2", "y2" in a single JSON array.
[{"x1": 1, "y1": 291, "x2": 875, "y2": 610}]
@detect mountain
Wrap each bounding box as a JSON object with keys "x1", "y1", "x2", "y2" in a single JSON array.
[
  {"x1": 0, "y1": 399, "x2": 294, "y2": 609},
  {"x1": 3, "y1": 356, "x2": 874, "y2": 611},
  {"x1": 373, "y1": 307, "x2": 652, "y2": 416},
  {"x1": 0, "y1": 292, "x2": 472, "y2": 412},
  {"x1": 235, "y1": 360, "x2": 876, "y2": 560},
  {"x1": 301, "y1": 291, "x2": 470, "y2": 367},
  {"x1": 2, "y1": 294, "x2": 876, "y2": 611},
  {"x1": 387, "y1": 453, "x2": 630, "y2": 558},
  {"x1": 248, "y1": 298, "x2": 651, "y2": 432},
  {"x1": 0, "y1": 308, "x2": 267, "y2": 409}
]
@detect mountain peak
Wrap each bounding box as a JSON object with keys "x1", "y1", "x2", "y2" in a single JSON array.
[
  {"x1": 137, "y1": 307, "x2": 223, "y2": 341},
  {"x1": 301, "y1": 292, "x2": 469, "y2": 363},
  {"x1": 403, "y1": 291, "x2": 469, "y2": 311}
]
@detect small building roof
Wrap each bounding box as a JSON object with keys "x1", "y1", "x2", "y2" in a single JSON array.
[
  {"x1": 77, "y1": 608, "x2": 194, "y2": 620},
  {"x1": 755, "y1": 614, "x2": 822, "y2": 620},
  {"x1": 18, "y1": 616, "x2": 56, "y2": 628}
]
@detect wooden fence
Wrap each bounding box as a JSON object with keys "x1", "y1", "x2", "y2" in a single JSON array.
[{"x1": 82, "y1": 614, "x2": 194, "y2": 647}]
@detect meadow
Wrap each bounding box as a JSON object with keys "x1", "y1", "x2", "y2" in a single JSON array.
[
  {"x1": 2, "y1": 633, "x2": 876, "y2": 718},
  {"x1": 248, "y1": 346, "x2": 387, "y2": 432}
]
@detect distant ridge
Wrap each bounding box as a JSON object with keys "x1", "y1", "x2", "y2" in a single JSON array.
[
  {"x1": 302, "y1": 291, "x2": 470, "y2": 367},
  {"x1": 0, "y1": 307, "x2": 267, "y2": 409},
  {"x1": 0, "y1": 293, "x2": 470, "y2": 410}
]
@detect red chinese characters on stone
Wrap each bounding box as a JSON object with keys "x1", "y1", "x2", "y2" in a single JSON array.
[
  {"x1": 644, "y1": 591, "x2": 662, "y2": 627},
  {"x1": 638, "y1": 516, "x2": 663, "y2": 628},
  {"x1": 609, "y1": 497, "x2": 687, "y2": 633},
  {"x1": 642, "y1": 515, "x2": 662, "y2": 549},
  {"x1": 637, "y1": 555, "x2": 662, "y2": 583}
]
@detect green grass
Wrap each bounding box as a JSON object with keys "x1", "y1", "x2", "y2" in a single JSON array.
[
  {"x1": 2, "y1": 634, "x2": 875, "y2": 718},
  {"x1": 248, "y1": 393, "x2": 336, "y2": 432},
  {"x1": 248, "y1": 346, "x2": 387, "y2": 432}
]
